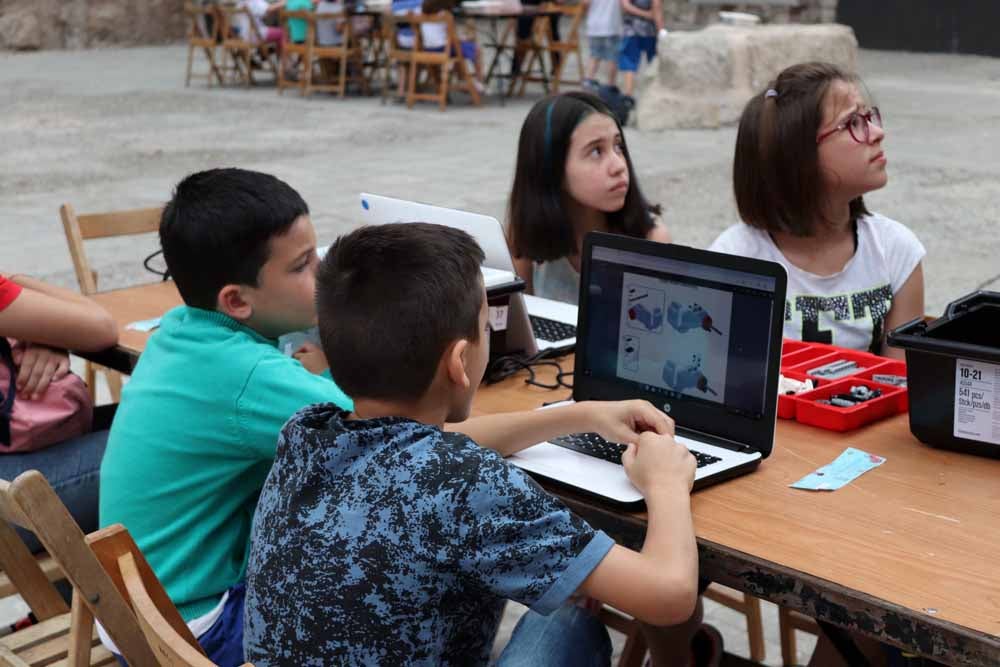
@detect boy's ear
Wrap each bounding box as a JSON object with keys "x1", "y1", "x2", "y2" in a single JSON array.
[
  {"x1": 444, "y1": 339, "x2": 472, "y2": 391},
  {"x1": 217, "y1": 284, "x2": 253, "y2": 322}
]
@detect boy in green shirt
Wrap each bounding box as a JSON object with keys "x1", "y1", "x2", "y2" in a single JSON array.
[{"x1": 99, "y1": 168, "x2": 351, "y2": 665}]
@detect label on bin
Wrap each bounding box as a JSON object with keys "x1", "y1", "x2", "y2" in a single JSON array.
[{"x1": 954, "y1": 358, "x2": 1000, "y2": 446}]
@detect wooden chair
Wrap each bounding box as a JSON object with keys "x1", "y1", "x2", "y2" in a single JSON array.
[
  {"x1": 704, "y1": 584, "x2": 766, "y2": 662},
  {"x1": 778, "y1": 606, "x2": 820, "y2": 666},
  {"x1": 60, "y1": 203, "x2": 163, "y2": 404},
  {"x1": 0, "y1": 471, "x2": 160, "y2": 665},
  {"x1": 512, "y1": 1, "x2": 587, "y2": 96},
  {"x1": 218, "y1": 5, "x2": 280, "y2": 86},
  {"x1": 183, "y1": 4, "x2": 224, "y2": 87},
  {"x1": 388, "y1": 12, "x2": 481, "y2": 111},
  {"x1": 89, "y1": 524, "x2": 253, "y2": 667},
  {"x1": 278, "y1": 9, "x2": 369, "y2": 98}
]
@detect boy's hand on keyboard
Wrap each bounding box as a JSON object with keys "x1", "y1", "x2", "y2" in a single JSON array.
[
  {"x1": 621, "y1": 431, "x2": 696, "y2": 495},
  {"x1": 584, "y1": 399, "x2": 674, "y2": 445},
  {"x1": 292, "y1": 342, "x2": 330, "y2": 375}
]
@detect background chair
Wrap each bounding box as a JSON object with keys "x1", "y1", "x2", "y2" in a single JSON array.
[
  {"x1": 218, "y1": 5, "x2": 280, "y2": 86},
  {"x1": 512, "y1": 1, "x2": 587, "y2": 95},
  {"x1": 60, "y1": 203, "x2": 163, "y2": 404},
  {"x1": 279, "y1": 9, "x2": 369, "y2": 98},
  {"x1": 0, "y1": 471, "x2": 159, "y2": 665},
  {"x1": 704, "y1": 584, "x2": 766, "y2": 663},
  {"x1": 779, "y1": 606, "x2": 820, "y2": 666},
  {"x1": 391, "y1": 11, "x2": 481, "y2": 111},
  {"x1": 183, "y1": 4, "x2": 224, "y2": 87}
]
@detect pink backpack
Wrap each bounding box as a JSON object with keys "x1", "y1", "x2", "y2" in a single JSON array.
[{"x1": 0, "y1": 338, "x2": 93, "y2": 453}]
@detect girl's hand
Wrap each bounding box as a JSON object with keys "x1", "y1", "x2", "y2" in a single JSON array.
[
  {"x1": 13, "y1": 343, "x2": 70, "y2": 400},
  {"x1": 582, "y1": 399, "x2": 674, "y2": 444},
  {"x1": 292, "y1": 342, "x2": 330, "y2": 375}
]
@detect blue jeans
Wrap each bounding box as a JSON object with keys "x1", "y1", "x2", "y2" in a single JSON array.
[
  {"x1": 497, "y1": 604, "x2": 612, "y2": 667},
  {"x1": 0, "y1": 428, "x2": 108, "y2": 553}
]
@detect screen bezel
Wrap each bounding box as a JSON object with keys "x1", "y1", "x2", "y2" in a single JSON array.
[{"x1": 573, "y1": 232, "x2": 788, "y2": 458}]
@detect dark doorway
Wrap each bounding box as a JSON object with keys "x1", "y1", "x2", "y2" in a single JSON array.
[{"x1": 837, "y1": 0, "x2": 1000, "y2": 57}]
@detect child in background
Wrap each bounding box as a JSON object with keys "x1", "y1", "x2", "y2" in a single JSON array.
[
  {"x1": 618, "y1": 0, "x2": 665, "y2": 110},
  {"x1": 710, "y1": 62, "x2": 925, "y2": 358},
  {"x1": 507, "y1": 92, "x2": 670, "y2": 304},
  {"x1": 239, "y1": 0, "x2": 285, "y2": 53},
  {"x1": 0, "y1": 273, "x2": 117, "y2": 552},
  {"x1": 245, "y1": 223, "x2": 702, "y2": 666},
  {"x1": 584, "y1": 0, "x2": 623, "y2": 89}
]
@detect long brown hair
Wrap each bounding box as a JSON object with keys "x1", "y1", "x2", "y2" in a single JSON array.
[
  {"x1": 507, "y1": 92, "x2": 656, "y2": 262},
  {"x1": 733, "y1": 62, "x2": 871, "y2": 237}
]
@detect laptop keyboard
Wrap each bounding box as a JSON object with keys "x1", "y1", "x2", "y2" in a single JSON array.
[
  {"x1": 530, "y1": 316, "x2": 577, "y2": 343},
  {"x1": 550, "y1": 432, "x2": 723, "y2": 468}
]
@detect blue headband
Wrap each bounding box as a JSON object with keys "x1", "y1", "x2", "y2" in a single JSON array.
[{"x1": 543, "y1": 101, "x2": 556, "y2": 166}]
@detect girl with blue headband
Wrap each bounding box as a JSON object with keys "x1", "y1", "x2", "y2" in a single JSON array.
[{"x1": 507, "y1": 92, "x2": 670, "y2": 305}]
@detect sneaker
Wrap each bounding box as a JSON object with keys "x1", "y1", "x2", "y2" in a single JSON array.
[
  {"x1": 472, "y1": 79, "x2": 486, "y2": 94},
  {"x1": 623, "y1": 95, "x2": 636, "y2": 110}
]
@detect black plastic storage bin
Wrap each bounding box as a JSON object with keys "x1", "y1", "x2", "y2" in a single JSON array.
[{"x1": 888, "y1": 291, "x2": 1000, "y2": 459}]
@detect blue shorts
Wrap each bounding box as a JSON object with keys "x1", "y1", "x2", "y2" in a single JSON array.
[
  {"x1": 588, "y1": 35, "x2": 621, "y2": 62},
  {"x1": 618, "y1": 35, "x2": 656, "y2": 71}
]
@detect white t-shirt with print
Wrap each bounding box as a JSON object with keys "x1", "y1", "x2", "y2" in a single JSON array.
[{"x1": 709, "y1": 213, "x2": 925, "y2": 353}]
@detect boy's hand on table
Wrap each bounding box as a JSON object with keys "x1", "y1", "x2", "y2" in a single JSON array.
[
  {"x1": 581, "y1": 399, "x2": 674, "y2": 444},
  {"x1": 292, "y1": 342, "x2": 330, "y2": 375},
  {"x1": 13, "y1": 343, "x2": 70, "y2": 400},
  {"x1": 622, "y1": 430, "x2": 696, "y2": 496}
]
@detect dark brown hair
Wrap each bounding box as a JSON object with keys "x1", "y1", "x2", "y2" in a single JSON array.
[
  {"x1": 316, "y1": 223, "x2": 485, "y2": 401},
  {"x1": 507, "y1": 92, "x2": 656, "y2": 262},
  {"x1": 733, "y1": 62, "x2": 871, "y2": 237}
]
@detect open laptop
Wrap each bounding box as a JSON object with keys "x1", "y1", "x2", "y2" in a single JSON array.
[
  {"x1": 358, "y1": 193, "x2": 577, "y2": 355},
  {"x1": 508, "y1": 231, "x2": 788, "y2": 507}
]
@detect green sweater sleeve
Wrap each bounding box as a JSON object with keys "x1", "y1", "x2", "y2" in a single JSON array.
[{"x1": 236, "y1": 351, "x2": 354, "y2": 459}]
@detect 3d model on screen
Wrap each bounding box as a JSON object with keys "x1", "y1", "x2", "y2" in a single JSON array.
[
  {"x1": 667, "y1": 302, "x2": 724, "y2": 335},
  {"x1": 662, "y1": 354, "x2": 718, "y2": 396},
  {"x1": 625, "y1": 285, "x2": 665, "y2": 333}
]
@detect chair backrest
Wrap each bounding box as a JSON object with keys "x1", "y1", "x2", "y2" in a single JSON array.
[
  {"x1": 88, "y1": 525, "x2": 233, "y2": 667},
  {"x1": 0, "y1": 471, "x2": 159, "y2": 665},
  {"x1": 398, "y1": 10, "x2": 457, "y2": 54},
  {"x1": 185, "y1": 3, "x2": 220, "y2": 44},
  {"x1": 220, "y1": 5, "x2": 264, "y2": 46},
  {"x1": 541, "y1": 1, "x2": 586, "y2": 44},
  {"x1": 280, "y1": 9, "x2": 315, "y2": 48},
  {"x1": 60, "y1": 202, "x2": 163, "y2": 295}
]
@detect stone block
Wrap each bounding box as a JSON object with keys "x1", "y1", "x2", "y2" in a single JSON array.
[{"x1": 637, "y1": 23, "x2": 858, "y2": 130}]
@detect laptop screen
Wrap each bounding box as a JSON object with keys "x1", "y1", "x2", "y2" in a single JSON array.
[{"x1": 575, "y1": 234, "x2": 786, "y2": 454}]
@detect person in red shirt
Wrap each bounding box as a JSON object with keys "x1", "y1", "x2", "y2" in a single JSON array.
[{"x1": 0, "y1": 273, "x2": 118, "y2": 552}]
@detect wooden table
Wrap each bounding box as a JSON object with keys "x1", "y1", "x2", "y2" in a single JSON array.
[
  {"x1": 83, "y1": 282, "x2": 1000, "y2": 666},
  {"x1": 456, "y1": 6, "x2": 561, "y2": 102}
]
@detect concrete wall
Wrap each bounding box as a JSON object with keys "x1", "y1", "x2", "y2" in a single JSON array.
[{"x1": 0, "y1": 0, "x2": 186, "y2": 51}]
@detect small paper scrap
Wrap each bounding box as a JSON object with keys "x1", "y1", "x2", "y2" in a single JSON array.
[
  {"x1": 125, "y1": 317, "x2": 161, "y2": 332},
  {"x1": 791, "y1": 447, "x2": 886, "y2": 491}
]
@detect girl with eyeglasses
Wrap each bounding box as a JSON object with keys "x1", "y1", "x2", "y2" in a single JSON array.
[{"x1": 710, "y1": 62, "x2": 925, "y2": 359}]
